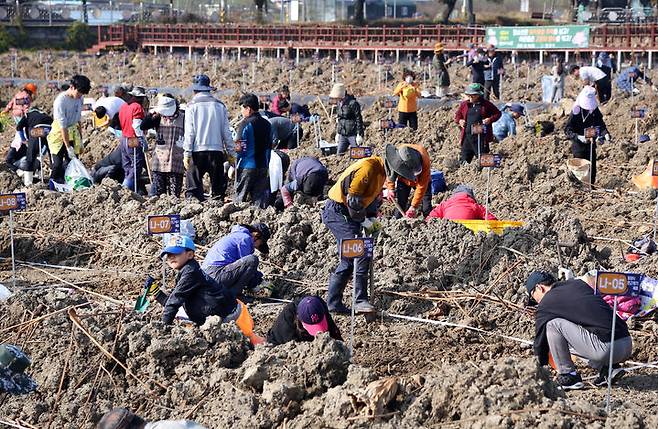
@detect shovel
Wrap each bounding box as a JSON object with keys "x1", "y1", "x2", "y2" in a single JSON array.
[{"x1": 134, "y1": 275, "x2": 157, "y2": 313}]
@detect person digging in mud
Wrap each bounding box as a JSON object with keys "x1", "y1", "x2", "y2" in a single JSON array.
[
  {"x1": 455, "y1": 83, "x2": 501, "y2": 164},
  {"x1": 46, "y1": 74, "x2": 90, "y2": 187},
  {"x1": 426, "y1": 185, "x2": 497, "y2": 221},
  {"x1": 117, "y1": 86, "x2": 148, "y2": 192},
  {"x1": 271, "y1": 85, "x2": 291, "y2": 116},
  {"x1": 234, "y1": 93, "x2": 273, "y2": 208},
  {"x1": 97, "y1": 407, "x2": 206, "y2": 429},
  {"x1": 526, "y1": 271, "x2": 632, "y2": 390},
  {"x1": 201, "y1": 223, "x2": 274, "y2": 298},
  {"x1": 142, "y1": 94, "x2": 185, "y2": 197},
  {"x1": 276, "y1": 156, "x2": 328, "y2": 211},
  {"x1": 492, "y1": 103, "x2": 524, "y2": 142},
  {"x1": 268, "y1": 114, "x2": 302, "y2": 150},
  {"x1": 393, "y1": 69, "x2": 421, "y2": 130},
  {"x1": 267, "y1": 295, "x2": 342, "y2": 346},
  {"x1": 330, "y1": 83, "x2": 365, "y2": 155},
  {"x1": 183, "y1": 74, "x2": 234, "y2": 202},
  {"x1": 91, "y1": 146, "x2": 125, "y2": 185},
  {"x1": 616, "y1": 65, "x2": 653, "y2": 96},
  {"x1": 322, "y1": 156, "x2": 386, "y2": 314},
  {"x1": 384, "y1": 143, "x2": 431, "y2": 219},
  {"x1": 569, "y1": 64, "x2": 611, "y2": 104},
  {"x1": 6, "y1": 106, "x2": 52, "y2": 186},
  {"x1": 564, "y1": 86, "x2": 610, "y2": 185},
  {"x1": 93, "y1": 87, "x2": 126, "y2": 131}
]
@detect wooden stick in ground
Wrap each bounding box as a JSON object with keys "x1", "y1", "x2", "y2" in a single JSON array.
[
  {"x1": 316, "y1": 95, "x2": 330, "y2": 119},
  {"x1": 67, "y1": 308, "x2": 166, "y2": 393},
  {"x1": 0, "y1": 303, "x2": 90, "y2": 336},
  {"x1": 31, "y1": 266, "x2": 124, "y2": 306}
]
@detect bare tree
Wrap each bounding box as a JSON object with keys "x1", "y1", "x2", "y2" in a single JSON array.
[
  {"x1": 439, "y1": 0, "x2": 458, "y2": 23},
  {"x1": 354, "y1": 0, "x2": 365, "y2": 25}
]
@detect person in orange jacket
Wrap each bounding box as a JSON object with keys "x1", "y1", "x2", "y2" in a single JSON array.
[
  {"x1": 322, "y1": 156, "x2": 386, "y2": 314},
  {"x1": 3, "y1": 83, "x2": 37, "y2": 123},
  {"x1": 384, "y1": 143, "x2": 432, "y2": 218},
  {"x1": 393, "y1": 70, "x2": 421, "y2": 130},
  {"x1": 426, "y1": 185, "x2": 497, "y2": 221}
]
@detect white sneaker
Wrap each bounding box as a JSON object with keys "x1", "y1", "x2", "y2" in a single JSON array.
[
  {"x1": 16, "y1": 169, "x2": 24, "y2": 177},
  {"x1": 23, "y1": 171, "x2": 34, "y2": 186}
]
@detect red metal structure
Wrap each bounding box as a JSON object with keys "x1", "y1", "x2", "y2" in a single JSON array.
[{"x1": 95, "y1": 23, "x2": 658, "y2": 54}]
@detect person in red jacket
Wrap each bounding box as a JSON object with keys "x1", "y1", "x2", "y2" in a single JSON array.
[
  {"x1": 455, "y1": 83, "x2": 501, "y2": 164},
  {"x1": 426, "y1": 185, "x2": 497, "y2": 221}
]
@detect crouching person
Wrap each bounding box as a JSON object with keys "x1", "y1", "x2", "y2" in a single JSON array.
[
  {"x1": 277, "y1": 156, "x2": 328, "y2": 210},
  {"x1": 267, "y1": 296, "x2": 342, "y2": 345},
  {"x1": 97, "y1": 407, "x2": 206, "y2": 429},
  {"x1": 201, "y1": 223, "x2": 273, "y2": 297},
  {"x1": 527, "y1": 271, "x2": 633, "y2": 390}
]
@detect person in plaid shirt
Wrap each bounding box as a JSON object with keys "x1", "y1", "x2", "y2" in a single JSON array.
[{"x1": 143, "y1": 94, "x2": 185, "y2": 197}]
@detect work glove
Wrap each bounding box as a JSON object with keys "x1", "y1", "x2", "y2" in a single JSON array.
[
  {"x1": 356, "y1": 134, "x2": 364, "y2": 145},
  {"x1": 362, "y1": 217, "x2": 383, "y2": 236},
  {"x1": 405, "y1": 207, "x2": 418, "y2": 218},
  {"x1": 183, "y1": 154, "x2": 191, "y2": 170},
  {"x1": 576, "y1": 135, "x2": 586, "y2": 143},
  {"x1": 308, "y1": 114, "x2": 320, "y2": 124},
  {"x1": 228, "y1": 166, "x2": 235, "y2": 180},
  {"x1": 226, "y1": 154, "x2": 236, "y2": 166},
  {"x1": 143, "y1": 276, "x2": 161, "y2": 296},
  {"x1": 66, "y1": 145, "x2": 76, "y2": 159},
  {"x1": 139, "y1": 136, "x2": 148, "y2": 152},
  {"x1": 280, "y1": 186, "x2": 293, "y2": 208}
]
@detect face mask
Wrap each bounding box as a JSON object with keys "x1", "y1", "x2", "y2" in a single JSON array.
[{"x1": 405, "y1": 76, "x2": 413, "y2": 84}]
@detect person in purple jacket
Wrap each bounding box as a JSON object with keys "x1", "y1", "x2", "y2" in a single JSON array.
[
  {"x1": 201, "y1": 223, "x2": 272, "y2": 296},
  {"x1": 276, "y1": 156, "x2": 328, "y2": 210}
]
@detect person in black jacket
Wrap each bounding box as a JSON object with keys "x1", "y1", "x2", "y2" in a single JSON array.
[
  {"x1": 91, "y1": 146, "x2": 124, "y2": 184},
  {"x1": 526, "y1": 271, "x2": 632, "y2": 390},
  {"x1": 564, "y1": 86, "x2": 610, "y2": 185},
  {"x1": 6, "y1": 107, "x2": 53, "y2": 185},
  {"x1": 267, "y1": 296, "x2": 342, "y2": 346},
  {"x1": 330, "y1": 83, "x2": 364, "y2": 155},
  {"x1": 466, "y1": 48, "x2": 486, "y2": 85},
  {"x1": 159, "y1": 235, "x2": 237, "y2": 325}
]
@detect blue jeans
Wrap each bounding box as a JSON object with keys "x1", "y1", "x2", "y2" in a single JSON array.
[
  {"x1": 120, "y1": 137, "x2": 145, "y2": 190},
  {"x1": 203, "y1": 254, "x2": 261, "y2": 297},
  {"x1": 321, "y1": 199, "x2": 370, "y2": 309}
]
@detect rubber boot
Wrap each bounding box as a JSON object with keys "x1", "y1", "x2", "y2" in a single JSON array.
[
  {"x1": 280, "y1": 186, "x2": 293, "y2": 208},
  {"x1": 23, "y1": 171, "x2": 33, "y2": 187}
]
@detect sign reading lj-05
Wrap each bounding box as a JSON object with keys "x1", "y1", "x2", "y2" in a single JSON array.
[{"x1": 486, "y1": 25, "x2": 590, "y2": 50}]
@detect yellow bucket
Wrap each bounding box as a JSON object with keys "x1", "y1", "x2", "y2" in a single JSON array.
[{"x1": 453, "y1": 220, "x2": 524, "y2": 235}]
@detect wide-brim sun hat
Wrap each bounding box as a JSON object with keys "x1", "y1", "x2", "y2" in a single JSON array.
[
  {"x1": 153, "y1": 95, "x2": 176, "y2": 117},
  {"x1": 191, "y1": 74, "x2": 216, "y2": 92},
  {"x1": 385, "y1": 144, "x2": 422, "y2": 181},
  {"x1": 329, "y1": 83, "x2": 346, "y2": 99}
]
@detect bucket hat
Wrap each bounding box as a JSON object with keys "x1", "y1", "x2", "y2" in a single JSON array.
[
  {"x1": 464, "y1": 83, "x2": 484, "y2": 96},
  {"x1": 385, "y1": 144, "x2": 423, "y2": 181},
  {"x1": 329, "y1": 83, "x2": 346, "y2": 99},
  {"x1": 575, "y1": 86, "x2": 598, "y2": 112},
  {"x1": 128, "y1": 86, "x2": 147, "y2": 98},
  {"x1": 153, "y1": 95, "x2": 177, "y2": 117},
  {"x1": 191, "y1": 74, "x2": 216, "y2": 92},
  {"x1": 0, "y1": 344, "x2": 38, "y2": 395}
]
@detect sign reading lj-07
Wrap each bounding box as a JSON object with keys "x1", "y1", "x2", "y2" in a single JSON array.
[{"x1": 486, "y1": 25, "x2": 590, "y2": 50}]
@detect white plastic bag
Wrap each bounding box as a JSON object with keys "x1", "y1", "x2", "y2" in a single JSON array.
[{"x1": 64, "y1": 158, "x2": 93, "y2": 191}]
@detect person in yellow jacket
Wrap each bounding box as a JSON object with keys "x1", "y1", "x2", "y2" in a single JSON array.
[
  {"x1": 321, "y1": 156, "x2": 386, "y2": 314},
  {"x1": 393, "y1": 70, "x2": 421, "y2": 130},
  {"x1": 384, "y1": 144, "x2": 431, "y2": 218}
]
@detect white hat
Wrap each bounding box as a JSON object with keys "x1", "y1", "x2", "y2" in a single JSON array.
[
  {"x1": 329, "y1": 83, "x2": 346, "y2": 99},
  {"x1": 153, "y1": 95, "x2": 177, "y2": 117},
  {"x1": 575, "y1": 86, "x2": 598, "y2": 112}
]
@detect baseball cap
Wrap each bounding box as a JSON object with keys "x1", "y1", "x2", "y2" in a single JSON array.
[
  {"x1": 251, "y1": 223, "x2": 271, "y2": 254},
  {"x1": 525, "y1": 271, "x2": 556, "y2": 304},
  {"x1": 297, "y1": 296, "x2": 329, "y2": 337},
  {"x1": 160, "y1": 234, "x2": 195, "y2": 258}
]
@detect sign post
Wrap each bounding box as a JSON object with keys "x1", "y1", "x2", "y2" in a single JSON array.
[
  {"x1": 595, "y1": 271, "x2": 641, "y2": 413},
  {"x1": 339, "y1": 236, "x2": 374, "y2": 357},
  {"x1": 479, "y1": 154, "x2": 503, "y2": 220},
  {"x1": 1, "y1": 193, "x2": 27, "y2": 288},
  {"x1": 584, "y1": 126, "x2": 600, "y2": 191},
  {"x1": 30, "y1": 125, "x2": 51, "y2": 183},
  {"x1": 147, "y1": 214, "x2": 181, "y2": 288},
  {"x1": 471, "y1": 123, "x2": 486, "y2": 160}
]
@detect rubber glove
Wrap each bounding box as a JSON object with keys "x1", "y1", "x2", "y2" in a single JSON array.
[
  {"x1": 280, "y1": 186, "x2": 293, "y2": 208},
  {"x1": 183, "y1": 154, "x2": 191, "y2": 170},
  {"x1": 226, "y1": 154, "x2": 236, "y2": 166},
  {"x1": 405, "y1": 207, "x2": 417, "y2": 218},
  {"x1": 228, "y1": 166, "x2": 235, "y2": 179},
  {"x1": 362, "y1": 217, "x2": 383, "y2": 236},
  {"x1": 356, "y1": 134, "x2": 364, "y2": 145}
]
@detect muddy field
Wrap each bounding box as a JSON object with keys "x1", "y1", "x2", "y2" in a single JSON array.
[{"x1": 0, "y1": 51, "x2": 657, "y2": 428}]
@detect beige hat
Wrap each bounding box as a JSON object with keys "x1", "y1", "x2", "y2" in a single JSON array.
[{"x1": 329, "y1": 83, "x2": 346, "y2": 99}]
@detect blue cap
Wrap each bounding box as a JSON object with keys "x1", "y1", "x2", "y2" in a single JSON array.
[
  {"x1": 639, "y1": 134, "x2": 650, "y2": 143},
  {"x1": 508, "y1": 103, "x2": 525, "y2": 116},
  {"x1": 191, "y1": 74, "x2": 216, "y2": 92},
  {"x1": 160, "y1": 234, "x2": 195, "y2": 257},
  {"x1": 526, "y1": 271, "x2": 556, "y2": 300}
]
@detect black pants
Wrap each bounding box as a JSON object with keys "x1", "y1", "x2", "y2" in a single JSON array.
[
  {"x1": 398, "y1": 111, "x2": 418, "y2": 130},
  {"x1": 484, "y1": 78, "x2": 500, "y2": 100},
  {"x1": 460, "y1": 136, "x2": 490, "y2": 164},
  {"x1": 5, "y1": 145, "x2": 26, "y2": 171},
  {"x1": 394, "y1": 179, "x2": 433, "y2": 218},
  {"x1": 185, "y1": 151, "x2": 226, "y2": 201},
  {"x1": 203, "y1": 254, "x2": 261, "y2": 298},
  {"x1": 152, "y1": 172, "x2": 184, "y2": 197},
  {"x1": 234, "y1": 167, "x2": 269, "y2": 208},
  {"x1": 50, "y1": 145, "x2": 70, "y2": 184},
  {"x1": 595, "y1": 76, "x2": 611, "y2": 104},
  {"x1": 572, "y1": 139, "x2": 597, "y2": 184}
]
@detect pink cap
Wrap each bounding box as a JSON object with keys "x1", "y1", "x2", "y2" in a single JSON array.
[{"x1": 301, "y1": 314, "x2": 329, "y2": 337}]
